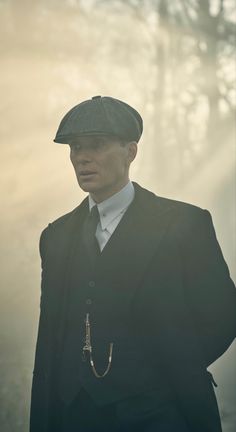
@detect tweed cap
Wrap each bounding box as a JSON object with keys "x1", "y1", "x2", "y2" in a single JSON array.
[{"x1": 54, "y1": 96, "x2": 143, "y2": 144}]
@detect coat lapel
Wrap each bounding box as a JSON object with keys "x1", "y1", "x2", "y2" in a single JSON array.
[{"x1": 94, "y1": 183, "x2": 176, "y2": 303}]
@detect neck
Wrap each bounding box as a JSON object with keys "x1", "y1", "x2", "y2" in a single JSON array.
[{"x1": 90, "y1": 179, "x2": 130, "y2": 203}]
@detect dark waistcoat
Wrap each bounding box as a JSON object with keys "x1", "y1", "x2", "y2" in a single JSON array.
[{"x1": 57, "y1": 230, "x2": 172, "y2": 406}]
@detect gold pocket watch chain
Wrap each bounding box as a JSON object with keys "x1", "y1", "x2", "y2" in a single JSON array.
[{"x1": 82, "y1": 313, "x2": 114, "y2": 378}]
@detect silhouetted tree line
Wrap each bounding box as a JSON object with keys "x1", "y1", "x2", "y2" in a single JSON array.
[{"x1": 94, "y1": 0, "x2": 236, "y2": 185}]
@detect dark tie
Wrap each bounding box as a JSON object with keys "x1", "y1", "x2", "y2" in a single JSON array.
[{"x1": 82, "y1": 205, "x2": 101, "y2": 260}]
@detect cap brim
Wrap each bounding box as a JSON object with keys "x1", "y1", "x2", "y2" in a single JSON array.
[{"x1": 54, "y1": 131, "x2": 121, "y2": 144}]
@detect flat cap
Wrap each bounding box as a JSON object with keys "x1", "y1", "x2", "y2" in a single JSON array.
[{"x1": 54, "y1": 95, "x2": 143, "y2": 144}]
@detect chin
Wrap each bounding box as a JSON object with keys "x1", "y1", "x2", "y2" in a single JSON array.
[{"x1": 78, "y1": 182, "x2": 99, "y2": 194}]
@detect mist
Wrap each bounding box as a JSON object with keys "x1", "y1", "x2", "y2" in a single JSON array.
[{"x1": 0, "y1": 1, "x2": 235, "y2": 430}]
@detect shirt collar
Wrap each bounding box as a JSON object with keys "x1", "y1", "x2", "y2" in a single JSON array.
[{"x1": 89, "y1": 181, "x2": 135, "y2": 231}]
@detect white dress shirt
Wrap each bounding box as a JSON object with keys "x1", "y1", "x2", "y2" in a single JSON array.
[{"x1": 88, "y1": 181, "x2": 135, "y2": 251}]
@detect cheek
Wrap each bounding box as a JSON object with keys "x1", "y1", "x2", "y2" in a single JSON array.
[
  {"x1": 107, "y1": 158, "x2": 121, "y2": 175},
  {"x1": 99, "y1": 152, "x2": 125, "y2": 177}
]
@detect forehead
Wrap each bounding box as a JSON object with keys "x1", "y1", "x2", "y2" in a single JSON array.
[{"x1": 69, "y1": 135, "x2": 120, "y2": 146}]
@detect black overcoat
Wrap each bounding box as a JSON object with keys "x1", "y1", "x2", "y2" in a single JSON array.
[{"x1": 30, "y1": 183, "x2": 236, "y2": 432}]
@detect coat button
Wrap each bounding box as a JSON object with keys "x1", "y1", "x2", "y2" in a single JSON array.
[
  {"x1": 88, "y1": 280, "x2": 95, "y2": 288},
  {"x1": 86, "y1": 299, "x2": 92, "y2": 305}
]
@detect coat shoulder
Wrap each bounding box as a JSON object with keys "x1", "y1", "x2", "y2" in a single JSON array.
[
  {"x1": 135, "y1": 183, "x2": 208, "y2": 220},
  {"x1": 43, "y1": 197, "x2": 88, "y2": 233},
  {"x1": 154, "y1": 194, "x2": 211, "y2": 237},
  {"x1": 39, "y1": 198, "x2": 88, "y2": 258},
  {"x1": 156, "y1": 194, "x2": 205, "y2": 215},
  {"x1": 49, "y1": 206, "x2": 79, "y2": 228}
]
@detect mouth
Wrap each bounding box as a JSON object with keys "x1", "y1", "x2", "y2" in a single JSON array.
[{"x1": 79, "y1": 171, "x2": 97, "y2": 178}]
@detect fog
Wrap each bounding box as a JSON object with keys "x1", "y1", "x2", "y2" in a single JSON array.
[{"x1": 0, "y1": 1, "x2": 235, "y2": 430}]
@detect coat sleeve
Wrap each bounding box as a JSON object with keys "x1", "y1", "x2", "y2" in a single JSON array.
[
  {"x1": 30, "y1": 226, "x2": 52, "y2": 432},
  {"x1": 182, "y1": 209, "x2": 236, "y2": 367}
]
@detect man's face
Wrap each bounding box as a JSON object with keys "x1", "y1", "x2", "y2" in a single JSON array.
[{"x1": 69, "y1": 135, "x2": 137, "y2": 203}]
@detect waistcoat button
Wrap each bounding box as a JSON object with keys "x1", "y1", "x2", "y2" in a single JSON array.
[
  {"x1": 86, "y1": 299, "x2": 92, "y2": 305},
  {"x1": 88, "y1": 280, "x2": 95, "y2": 288}
]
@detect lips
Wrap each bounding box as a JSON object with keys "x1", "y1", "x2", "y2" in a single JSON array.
[{"x1": 79, "y1": 171, "x2": 97, "y2": 177}]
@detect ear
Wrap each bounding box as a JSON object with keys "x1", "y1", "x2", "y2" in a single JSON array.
[{"x1": 127, "y1": 141, "x2": 138, "y2": 163}]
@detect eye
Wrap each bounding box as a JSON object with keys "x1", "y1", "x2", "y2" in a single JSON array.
[{"x1": 92, "y1": 138, "x2": 107, "y2": 150}]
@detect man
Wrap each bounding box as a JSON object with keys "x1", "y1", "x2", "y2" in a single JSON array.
[{"x1": 30, "y1": 95, "x2": 236, "y2": 432}]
